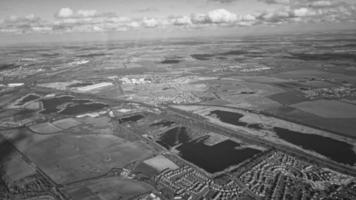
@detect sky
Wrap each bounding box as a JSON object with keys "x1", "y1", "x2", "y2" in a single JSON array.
[{"x1": 0, "y1": 0, "x2": 356, "y2": 44}]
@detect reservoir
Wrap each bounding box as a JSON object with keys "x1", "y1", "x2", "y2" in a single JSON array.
[
  {"x1": 274, "y1": 127, "x2": 356, "y2": 165},
  {"x1": 59, "y1": 102, "x2": 107, "y2": 115},
  {"x1": 150, "y1": 120, "x2": 175, "y2": 128},
  {"x1": 156, "y1": 127, "x2": 190, "y2": 149},
  {"x1": 40, "y1": 95, "x2": 105, "y2": 115},
  {"x1": 119, "y1": 115, "x2": 144, "y2": 123},
  {"x1": 209, "y1": 109, "x2": 356, "y2": 165},
  {"x1": 177, "y1": 138, "x2": 262, "y2": 173},
  {"x1": 156, "y1": 126, "x2": 263, "y2": 173},
  {"x1": 40, "y1": 95, "x2": 74, "y2": 114},
  {"x1": 209, "y1": 110, "x2": 263, "y2": 130}
]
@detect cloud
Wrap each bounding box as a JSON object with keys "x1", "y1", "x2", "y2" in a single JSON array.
[
  {"x1": 55, "y1": 8, "x2": 110, "y2": 19},
  {"x1": 259, "y1": 0, "x2": 350, "y2": 9},
  {"x1": 56, "y1": 8, "x2": 74, "y2": 18},
  {"x1": 1, "y1": 4, "x2": 356, "y2": 34},
  {"x1": 292, "y1": 8, "x2": 312, "y2": 17},
  {"x1": 0, "y1": 14, "x2": 51, "y2": 33},
  {"x1": 77, "y1": 9, "x2": 98, "y2": 18},
  {"x1": 208, "y1": 0, "x2": 240, "y2": 3},
  {"x1": 52, "y1": 8, "x2": 139, "y2": 32},
  {"x1": 190, "y1": 9, "x2": 238, "y2": 25},
  {"x1": 142, "y1": 17, "x2": 159, "y2": 27},
  {"x1": 136, "y1": 7, "x2": 159, "y2": 13},
  {"x1": 170, "y1": 16, "x2": 192, "y2": 26},
  {"x1": 256, "y1": 0, "x2": 356, "y2": 24},
  {"x1": 208, "y1": 9, "x2": 238, "y2": 23},
  {"x1": 260, "y1": 0, "x2": 290, "y2": 4}
]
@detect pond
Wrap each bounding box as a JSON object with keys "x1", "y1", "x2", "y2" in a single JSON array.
[
  {"x1": 177, "y1": 138, "x2": 262, "y2": 173},
  {"x1": 156, "y1": 127, "x2": 190, "y2": 149},
  {"x1": 59, "y1": 102, "x2": 107, "y2": 115},
  {"x1": 40, "y1": 95, "x2": 74, "y2": 114},
  {"x1": 40, "y1": 95, "x2": 106, "y2": 115},
  {"x1": 119, "y1": 115, "x2": 144, "y2": 124},
  {"x1": 150, "y1": 120, "x2": 175, "y2": 128},
  {"x1": 274, "y1": 127, "x2": 356, "y2": 165},
  {"x1": 209, "y1": 110, "x2": 263, "y2": 130}
]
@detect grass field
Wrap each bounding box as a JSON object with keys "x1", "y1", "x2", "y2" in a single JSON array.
[
  {"x1": 29, "y1": 122, "x2": 62, "y2": 134},
  {"x1": 5, "y1": 129, "x2": 154, "y2": 184},
  {"x1": 52, "y1": 118, "x2": 81, "y2": 130},
  {"x1": 143, "y1": 155, "x2": 179, "y2": 172},
  {"x1": 64, "y1": 177, "x2": 153, "y2": 200},
  {"x1": 291, "y1": 99, "x2": 356, "y2": 118},
  {"x1": 0, "y1": 136, "x2": 37, "y2": 183}
]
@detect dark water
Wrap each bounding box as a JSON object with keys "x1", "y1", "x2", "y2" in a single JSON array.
[
  {"x1": 40, "y1": 95, "x2": 105, "y2": 115},
  {"x1": 289, "y1": 53, "x2": 356, "y2": 62},
  {"x1": 247, "y1": 123, "x2": 264, "y2": 130},
  {"x1": 177, "y1": 138, "x2": 262, "y2": 173},
  {"x1": 211, "y1": 109, "x2": 356, "y2": 165},
  {"x1": 67, "y1": 82, "x2": 93, "y2": 88},
  {"x1": 77, "y1": 53, "x2": 108, "y2": 58},
  {"x1": 0, "y1": 63, "x2": 20, "y2": 71},
  {"x1": 191, "y1": 54, "x2": 214, "y2": 60},
  {"x1": 16, "y1": 94, "x2": 40, "y2": 105},
  {"x1": 40, "y1": 95, "x2": 74, "y2": 114},
  {"x1": 210, "y1": 110, "x2": 264, "y2": 130},
  {"x1": 118, "y1": 115, "x2": 144, "y2": 123},
  {"x1": 14, "y1": 109, "x2": 36, "y2": 120},
  {"x1": 59, "y1": 103, "x2": 107, "y2": 115},
  {"x1": 160, "y1": 59, "x2": 181, "y2": 64},
  {"x1": 150, "y1": 120, "x2": 175, "y2": 127},
  {"x1": 210, "y1": 110, "x2": 246, "y2": 126},
  {"x1": 274, "y1": 127, "x2": 356, "y2": 165},
  {"x1": 219, "y1": 50, "x2": 247, "y2": 56},
  {"x1": 156, "y1": 127, "x2": 190, "y2": 149}
]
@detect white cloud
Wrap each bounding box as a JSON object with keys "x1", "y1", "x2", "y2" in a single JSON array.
[
  {"x1": 171, "y1": 16, "x2": 192, "y2": 26},
  {"x1": 293, "y1": 8, "x2": 311, "y2": 17},
  {"x1": 142, "y1": 17, "x2": 159, "y2": 27},
  {"x1": 260, "y1": 0, "x2": 290, "y2": 4},
  {"x1": 56, "y1": 8, "x2": 74, "y2": 18},
  {"x1": 1, "y1": 3, "x2": 356, "y2": 34},
  {"x1": 127, "y1": 21, "x2": 140, "y2": 28},
  {"x1": 191, "y1": 13, "x2": 209, "y2": 24},
  {"x1": 190, "y1": 9, "x2": 238, "y2": 25},
  {"x1": 77, "y1": 9, "x2": 97, "y2": 18},
  {"x1": 241, "y1": 14, "x2": 257, "y2": 21},
  {"x1": 207, "y1": 9, "x2": 237, "y2": 23}
]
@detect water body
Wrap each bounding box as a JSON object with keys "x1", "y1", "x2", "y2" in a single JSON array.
[
  {"x1": 156, "y1": 127, "x2": 190, "y2": 149},
  {"x1": 16, "y1": 94, "x2": 40, "y2": 106},
  {"x1": 0, "y1": 63, "x2": 20, "y2": 71},
  {"x1": 289, "y1": 53, "x2": 356, "y2": 62},
  {"x1": 40, "y1": 95, "x2": 104, "y2": 115},
  {"x1": 40, "y1": 95, "x2": 74, "y2": 114},
  {"x1": 160, "y1": 59, "x2": 181, "y2": 64},
  {"x1": 67, "y1": 82, "x2": 93, "y2": 88},
  {"x1": 59, "y1": 103, "x2": 107, "y2": 115},
  {"x1": 210, "y1": 110, "x2": 264, "y2": 130},
  {"x1": 177, "y1": 138, "x2": 262, "y2": 173},
  {"x1": 150, "y1": 120, "x2": 175, "y2": 128},
  {"x1": 274, "y1": 127, "x2": 356, "y2": 165},
  {"x1": 247, "y1": 123, "x2": 264, "y2": 130},
  {"x1": 191, "y1": 54, "x2": 214, "y2": 60},
  {"x1": 119, "y1": 115, "x2": 144, "y2": 124},
  {"x1": 210, "y1": 110, "x2": 246, "y2": 126}
]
